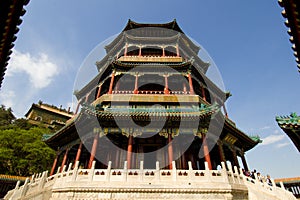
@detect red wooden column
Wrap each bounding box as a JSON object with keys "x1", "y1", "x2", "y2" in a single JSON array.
[
  {"x1": 50, "y1": 153, "x2": 59, "y2": 176},
  {"x1": 168, "y1": 133, "x2": 174, "y2": 169},
  {"x1": 240, "y1": 150, "x2": 249, "y2": 171},
  {"x1": 217, "y1": 141, "x2": 226, "y2": 166},
  {"x1": 124, "y1": 43, "x2": 128, "y2": 56},
  {"x1": 183, "y1": 83, "x2": 187, "y2": 94},
  {"x1": 96, "y1": 84, "x2": 102, "y2": 99},
  {"x1": 231, "y1": 147, "x2": 240, "y2": 168},
  {"x1": 202, "y1": 134, "x2": 212, "y2": 170},
  {"x1": 176, "y1": 44, "x2": 180, "y2": 57},
  {"x1": 85, "y1": 92, "x2": 90, "y2": 103},
  {"x1": 75, "y1": 99, "x2": 82, "y2": 114},
  {"x1": 108, "y1": 71, "x2": 115, "y2": 94},
  {"x1": 164, "y1": 75, "x2": 170, "y2": 94},
  {"x1": 223, "y1": 103, "x2": 228, "y2": 118},
  {"x1": 127, "y1": 135, "x2": 133, "y2": 169},
  {"x1": 133, "y1": 74, "x2": 139, "y2": 94},
  {"x1": 73, "y1": 142, "x2": 83, "y2": 168},
  {"x1": 201, "y1": 86, "x2": 207, "y2": 101},
  {"x1": 138, "y1": 46, "x2": 142, "y2": 57},
  {"x1": 88, "y1": 132, "x2": 99, "y2": 169},
  {"x1": 60, "y1": 148, "x2": 69, "y2": 172},
  {"x1": 188, "y1": 73, "x2": 194, "y2": 95},
  {"x1": 162, "y1": 46, "x2": 165, "y2": 57}
]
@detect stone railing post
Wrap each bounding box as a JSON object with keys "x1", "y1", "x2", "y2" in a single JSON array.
[
  {"x1": 106, "y1": 161, "x2": 112, "y2": 182},
  {"x1": 155, "y1": 161, "x2": 160, "y2": 182},
  {"x1": 227, "y1": 162, "x2": 234, "y2": 183},
  {"x1": 56, "y1": 166, "x2": 61, "y2": 175},
  {"x1": 188, "y1": 161, "x2": 193, "y2": 181},
  {"x1": 139, "y1": 161, "x2": 144, "y2": 182},
  {"x1": 20, "y1": 177, "x2": 30, "y2": 197},
  {"x1": 38, "y1": 171, "x2": 47, "y2": 190},
  {"x1": 89, "y1": 161, "x2": 96, "y2": 181},
  {"x1": 123, "y1": 161, "x2": 128, "y2": 182},
  {"x1": 72, "y1": 161, "x2": 79, "y2": 181},
  {"x1": 10, "y1": 180, "x2": 21, "y2": 199},
  {"x1": 204, "y1": 162, "x2": 211, "y2": 181},
  {"x1": 233, "y1": 166, "x2": 240, "y2": 184},
  {"x1": 280, "y1": 181, "x2": 285, "y2": 190},
  {"x1": 30, "y1": 174, "x2": 35, "y2": 183},
  {"x1": 239, "y1": 168, "x2": 246, "y2": 183},
  {"x1": 61, "y1": 165, "x2": 67, "y2": 174},
  {"x1": 172, "y1": 161, "x2": 177, "y2": 181},
  {"x1": 271, "y1": 179, "x2": 276, "y2": 190},
  {"x1": 67, "y1": 163, "x2": 73, "y2": 172},
  {"x1": 221, "y1": 162, "x2": 229, "y2": 183}
]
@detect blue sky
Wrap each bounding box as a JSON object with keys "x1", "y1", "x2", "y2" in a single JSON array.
[{"x1": 1, "y1": 0, "x2": 299, "y2": 178}]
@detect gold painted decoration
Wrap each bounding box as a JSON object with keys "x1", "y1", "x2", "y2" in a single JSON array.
[{"x1": 224, "y1": 134, "x2": 237, "y2": 145}]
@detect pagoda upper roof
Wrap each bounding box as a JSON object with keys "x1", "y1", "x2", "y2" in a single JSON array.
[
  {"x1": 276, "y1": 112, "x2": 300, "y2": 152},
  {"x1": 104, "y1": 19, "x2": 201, "y2": 57},
  {"x1": 123, "y1": 19, "x2": 184, "y2": 33}
]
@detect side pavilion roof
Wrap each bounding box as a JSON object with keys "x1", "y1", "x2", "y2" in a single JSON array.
[{"x1": 276, "y1": 112, "x2": 300, "y2": 152}]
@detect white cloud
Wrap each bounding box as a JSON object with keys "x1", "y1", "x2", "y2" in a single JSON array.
[
  {"x1": 7, "y1": 50, "x2": 59, "y2": 89},
  {"x1": 261, "y1": 134, "x2": 285, "y2": 146},
  {"x1": 0, "y1": 90, "x2": 15, "y2": 108},
  {"x1": 260, "y1": 126, "x2": 271, "y2": 130},
  {"x1": 276, "y1": 142, "x2": 290, "y2": 148}
]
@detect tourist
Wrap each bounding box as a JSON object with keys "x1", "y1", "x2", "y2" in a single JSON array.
[{"x1": 266, "y1": 175, "x2": 272, "y2": 186}]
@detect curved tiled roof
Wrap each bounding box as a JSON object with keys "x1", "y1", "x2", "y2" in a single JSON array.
[
  {"x1": 0, "y1": 0, "x2": 30, "y2": 88},
  {"x1": 278, "y1": 0, "x2": 300, "y2": 72},
  {"x1": 276, "y1": 112, "x2": 300, "y2": 152}
]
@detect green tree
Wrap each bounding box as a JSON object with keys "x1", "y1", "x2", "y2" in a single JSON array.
[
  {"x1": 0, "y1": 127, "x2": 55, "y2": 176},
  {"x1": 0, "y1": 105, "x2": 15, "y2": 128}
]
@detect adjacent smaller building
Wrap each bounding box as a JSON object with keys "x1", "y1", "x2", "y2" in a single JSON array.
[
  {"x1": 275, "y1": 177, "x2": 300, "y2": 199},
  {"x1": 25, "y1": 101, "x2": 74, "y2": 132}
]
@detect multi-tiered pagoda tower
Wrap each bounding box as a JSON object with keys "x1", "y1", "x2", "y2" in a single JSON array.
[
  {"x1": 5, "y1": 20, "x2": 297, "y2": 200},
  {"x1": 45, "y1": 19, "x2": 259, "y2": 175}
]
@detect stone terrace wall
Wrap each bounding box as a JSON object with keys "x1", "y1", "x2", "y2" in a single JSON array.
[{"x1": 5, "y1": 161, "x2": 296, "y2": 200}]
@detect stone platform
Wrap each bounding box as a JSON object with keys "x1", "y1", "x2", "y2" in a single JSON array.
[{"x1": 4, "y1": 161, "x2": 296, "y2": 200}]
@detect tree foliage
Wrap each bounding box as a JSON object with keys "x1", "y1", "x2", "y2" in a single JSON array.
[{"x1": 0, "y1": 105, "x2": 55, "y2": 176}]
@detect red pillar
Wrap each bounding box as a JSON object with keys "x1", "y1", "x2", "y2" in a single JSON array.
[
  {"x1": 164, "y1": 75, "x2": 170, "y2": 94},
  {"x1": 201, "y1": 86, "x2": 206, "y2": 101},
  {"x1": 124, "y1": 43, "x2": 128, "y2": 56},
  {"x1": 202, "y1": 134, "x2": 212, "y2": 170},
  {"x1": 241, "y1": 152, "x2": 249, "y2": 172},
  {"x1": 75, "y1": 99, "x2": 82, "y2": 114},
  {"x1": 127, "y1": 135, "x2": 133, "y2": 169},
  {"x1": 223, "y1": 104, "x2": 228, "y2": 118},
  {"x1": 168, "y1": 133, "x2": 173, "y2": 170},
  {"x1": 85, "y1": 92, "x2": 90, "y2": 103},
  {"x1": 96, "y1": 84, "x2": 102, "y2": 99},
  {"x1": 217, "y1": 141, "x2": 226, "y2": 165},
  {"x1": 183, "y1": 83, "x2": 187, "y2": 94},
  {"x1": 176, "y1": 44, "x2": 180, "y2": 57},
  {"x1": 73, "y1": 142, "x2": 82, "y2": 168},
  {"x1": 50, "y1": 153, "x2": 59, "y2": 176},
  {"x1": 88, "y1": 132, "x2": 99, "y2": 169},
  {"x1": 188, "y1": 73, "x2": 194, "y2": 95},
  {"x1": 139, "y1": 46, "x2": 142, "y2": 57},
  {"x1": 60, "y1": 148, "x2": 69, "y2": 172},
  {"x1": 108, "y1": 72, "x2": 115, "y2": 94},
  {"x1": 162, "y1": 46, "x2": 165, "y2": 57},
  {"x1": 134, "y1": 74, "x2": 139, "y2": 94},
  {"x1": 231, "y1": 147, "x2": 240, "y2": 168},
  {"x1": 181, "y1": 153, "x2": 187, "y2": 169}
]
